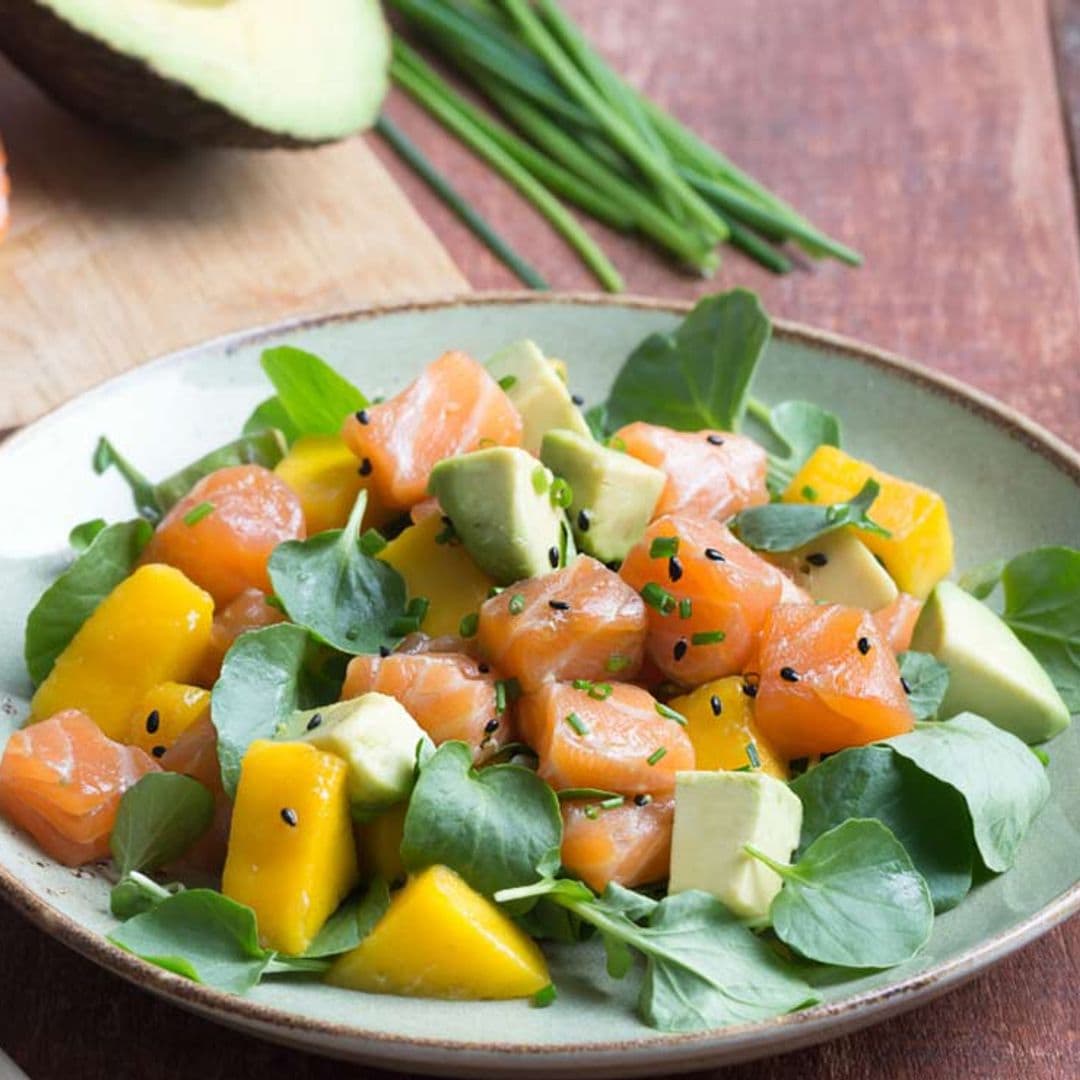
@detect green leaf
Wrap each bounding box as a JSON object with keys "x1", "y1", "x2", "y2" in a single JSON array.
[
  {"x1": 791, "y1": 745, "x2": 973, "y2": 912},
  {"x1": 109, "y1": 872, "x2": 182, "y2": 920},
  {"x1": 68, "y1": 518, "x2": 107, "y2": 553},
  {"x1": 884, "y1": 713, "x2": 1050, "y2": 873},
  {"x1": 897, "y1": 651, "x2": 950, "y2": 721},
  {"x1": 268, "y1": 491, "x2": 408, "y2": 655},
  {"x1": 260, "y1": 346, "x2": 368, "y2": 437},
  {"x1": 401, "y1": 741, "x2": 563, "y2": 897},
  {"x1": 110, "y1": 773, "x2": 215, "y2": 877},
  {"x1": 733, "y1": 478, "x2": 890, "y2": 552},
  {"x1": 761, "y1": 400, "x2": 842, "y2": 493},
  {"x1": 604, "y1": 290, "x2": 771, "y2": 433},
  {"x1": 243, "y1": 396, "x2": 302, "y2": 445},
  {"x1": 302, "y1": 878, "x2": 391, "y2": 959},
  {"x1": 24, "y1": 519, "x2": 154, "y2": 686},
  {"x1": 92, "y1": 437, "x2": 161, "y2": 521},
  {"x1": 211, "y1": 623, "x2": 330, "y2": 797},
  {"x1": 958, "y1": 559, "x2": 1005, "y2": 600},
  {"x1": 1000, "y1": 546, "x2": 1080, "y2": 711},
  {"x1": 749, "y1": 819, "x2": 933, "y2": 969},
  {"x1": 108, "y1": 889, "x2": 274, "y2": 994}
]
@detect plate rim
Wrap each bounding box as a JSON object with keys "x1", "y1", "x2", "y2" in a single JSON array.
[{"x1": 1, "y1": 290, "x2": 1077, "y2": 1066}]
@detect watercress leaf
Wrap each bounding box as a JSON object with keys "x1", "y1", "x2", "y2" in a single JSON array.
[
  {"x1": 958, "y1": 558, "x2": 1005, "y2": 601},
  {"x1": 260, "y1": 346, "x2": 368, "y2": 437},
  {"x1": 212, "y1": 623, "x2": 330, "y2": 797},
  {"x1": 110, "y1": 773, "x2": 215, "y2": 877},
  {"x1": 514, "y1": 898, "x2": 591, "y2": 944},
  {"x1": 302, "y1": 878, "x2": 390, "y2": 959},
  {"x1": 584, "y1": 402, "x2": 609, "y2": 441},
  {"x1": 762, "y1": 400, "x2": 842, "y2": 493},
  {"x1": 791, "y1": 745, "x2": 973, "y2": 912},
  {"x1": 637, "y1": 891, "x2": 818, "y2": 1032},
  {"x1": 733, "y1": 479, "x2": 890, "y2": 552},
  {"x1": 401, "y1": 741, "x2": 563, "y2": 897},
  {"x1": 897, "y1": 651, "x2": 950, "y2": 721},
  {"x1": 604, "y1": 290, "x2": 771, "y2": 433},
  {"x1": 751, "y1": 818, "x2": 933, "y2": 969},
  {"x1": 269, "y1": 491, "x2": 408, "y2": 655},
  {"x1": 602, "y1": 931, "x2": 634, "y2": 979},
  {"x1": 1000, "y1": 546, "x2": 1080, "y2": 711},
  {"x1": 24, "y1": 518, "x2": 154, "y2": 686},
  {"x1": 68, "y1": 518, "x2": 107, "y2": 553},
  {"x1": 108, "y1": 889, "x2": 273, "y2": 994},
  {"x1": 109, "y1": 874, "x2": 183, "y2": 920},
  {"x1": 93, "y1": 437, "x2": 162, "y2": 521},
  {"x1": 600, "y1": 882, "x2": 659, "y2": 923},
  {"x1": 243, "y1": 395, "x2": 302, "y2": 445},
  {"x1": 884, "y1": 713, "x2": 1050, "y2": 873}
]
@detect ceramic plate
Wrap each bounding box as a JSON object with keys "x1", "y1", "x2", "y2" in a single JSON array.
[{"x1": 0, "y1": 295, "x2": 1076, "y2": 1077}]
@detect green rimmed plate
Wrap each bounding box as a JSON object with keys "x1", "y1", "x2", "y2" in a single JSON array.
[{"x1": 0, "y1": 294, "x2": 1076, "y2": 1077}]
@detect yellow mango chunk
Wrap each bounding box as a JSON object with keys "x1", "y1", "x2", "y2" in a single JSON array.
[
  {"x1": 379, "y1": 513, "x2": 496, "y2": 638},
  {"x1": 125, "y1": 682, "x2": 209, "y2": 757},
  {"x1": 223, "y1": 740, "x2": 358, "y2": 955},
  {"x1": 359, "y1": 802, "x2": 407, "y2": 884},
  {"x1": 784, "y1": 445, "x2": 953, "y2": 598},
  {"x1": 31, "y1": 564, "x2": 213, "y2": 741},
  {"x1": 327, "y1": 865, "x2": 549, "y2": 999},
  {"x1": 274, "y1": 434, "x2": 395, "y2": 535},
  {"x1": 668, "y1": 676, "x2": 787, "y2": 780}
]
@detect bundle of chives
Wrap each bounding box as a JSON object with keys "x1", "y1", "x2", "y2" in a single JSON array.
[{"x1": 386, "y1": 0, "x2": 860, "y2": 285}]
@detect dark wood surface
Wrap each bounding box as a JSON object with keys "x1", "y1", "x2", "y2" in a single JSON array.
[{"x1": 2, "y1": 1, "x2": 1079, "y2": 1077}]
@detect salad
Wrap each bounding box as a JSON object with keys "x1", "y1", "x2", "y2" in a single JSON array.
[{"x1": 2, "y1": 290, "x2": 1076, "y2": 1032}]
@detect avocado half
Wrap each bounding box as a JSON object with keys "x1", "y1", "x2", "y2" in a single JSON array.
[{"x1": 0, "y1": 0, "x2": 390, "y2": 147}]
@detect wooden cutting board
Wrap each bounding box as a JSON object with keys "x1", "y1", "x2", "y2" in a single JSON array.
[{"x1": 0, "y1": 58, "x2": 468, "y2": 430}]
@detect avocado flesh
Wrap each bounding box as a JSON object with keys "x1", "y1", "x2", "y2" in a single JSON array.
[
  {"x1": 788, "y1": 531, "x2": 898, "y2": 611},
  {"x1": 428, "y1": 446, "x2": 573, "y2": 586},
  {"x1": 0, "y1": 0, "x2": 389, "y2": 146},
  {"x1": 486, "y1": 340, "x2": 591, "y2": 454},
  {"x1": 911, "y1": 581, "x2": 1070, "y2": 744},
  {"x1": 295, "y1": 694, "x2": 432, "y2": 821},
  {"x1": 540, "y1": 428, "x2": 665, "y2": 565}
]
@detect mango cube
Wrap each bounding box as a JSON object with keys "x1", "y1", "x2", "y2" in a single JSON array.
[
  {"x1": 327, "y1": 864, "x2": 549, "y2": 999},
  {"x1": 223, "y1": 740, "x2": 358, "y2": 955},
  {"x1": 125, "y1": 681, "x2": 209, "y2": 757},
  {"x1": 668, "y1": 677, "x2": 787, "y2": 779},
  {"x1": 31, "y1": 564, "x2": 213, "y2": 740},
  {"x1": 785, "y1": 445, "x2": 953, "y2": 598}
]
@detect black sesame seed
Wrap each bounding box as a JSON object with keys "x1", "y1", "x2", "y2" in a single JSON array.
[
  {"x1": 484, "y1": 718, "x2": 500, "y2": 734},
  {"x1": 548, "y1": 546, "x2": 560, "y2": 568},
  {"x1": 280, "y1": 807, "x2": 298, "y2": 827},
  {"x1": 571, "y1": 393, "x2": 585, "y2": 406},
  {"x1": 901, "y1": 676, "x2": 912, "y2": 695},
  {"x1": 355, "y1": 409, "x2": 370, "y2": 425},
  {"x1": 634, "y1": 794, "x2": 652, "y2": 807},
  {"x1": 378, "y1": 645, "x2": 391, "y2": 658},
  {"x1": 742, "y1": 674, "x2": 760, "y2": 698},
  {"x1": 306, "y1": 712, "x2": 323, "y2": 731},
  {"x1": 549, "y1": 599, "x2": 570, "y2": 611},
  {"x1": 704, "y1": 547, "x2": 726, "y2": 562},
  {"x1": 673, "y1": 638, "x2": 688, "y2": 662},
  {"x1": 706, "y1": 434, "x2": 725, "y2": 446},
  {"x1": 145, "y1": 709, "x2": 160, "y2": 735},
  {"x1": 780, "y1": 666, "x2": 800, "y2": 683},
  {"x1": 807, "y1": 552, "x2": 829, "y2": 567},
  {"x1": 478, "y1": 662, "x2": 491, "y2": 674},
  {"x1": 668, "y1": 555, "x2": 684, "y2": 582},
  {"x1": 577, "y1": 508, "x2": 591, "y2": 532},
  {"x1": 605, "y1": 559, "x2": 622, "y2": 572},
  {"x1": 857, "y1": 636, "x2": 872, "y2": 655},
  {"x1": 358, "y1": 457, "x2": 373, "y2": 476},
  {"x1": 710, "y1": 694, "x2": 723, "y2": 716},
  {"x1": 151, "y1": 745, "x2": 167, "y2": 759}
]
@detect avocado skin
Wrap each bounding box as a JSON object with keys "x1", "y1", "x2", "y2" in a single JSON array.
[{"x1": 0, "y1": 0, "x2": 329, "y2": 147}]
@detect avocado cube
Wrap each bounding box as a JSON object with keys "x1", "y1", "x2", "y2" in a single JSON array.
[
  {"x1": 487, "y1": 340, "x2": 590, "y2": 454},
  {"x1": 540, "y1": 428, "x2": 665, "y2": 564},
  {"x1": 787, "y1": 531, "x2": 898, "y2": 611},
  {"x1": 428, "y1": 447, "x2": 574, "y2": 585}
]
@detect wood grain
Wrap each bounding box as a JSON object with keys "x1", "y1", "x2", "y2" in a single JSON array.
[{"x1": 0, "y1": 58, "x2": 466, "y2": 429}]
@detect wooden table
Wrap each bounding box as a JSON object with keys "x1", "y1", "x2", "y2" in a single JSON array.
[{"x1": 1, "y1": 1, "x2": 1078, "y2": 1077}]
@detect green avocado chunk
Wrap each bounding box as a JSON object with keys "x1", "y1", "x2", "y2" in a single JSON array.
[
  {"x1": 540, "y1": 428, "x2": 665, "y2": 564},
  {"x1": 911, "y1": 580, "x2": 1070, "y2": 744},
  {"x1": 428, "y1": 446, "x2": 574, "y2": 585},
  {"x1": 486, "y1": 340, "x2": 590, "y2": 454}
]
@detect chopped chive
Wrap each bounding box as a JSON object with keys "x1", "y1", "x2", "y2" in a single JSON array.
[
  {"x1": 691, "y1": 630, "x2": 727, "y2": 646},
  {"x1": 360, "y1": 528, "x2": 388, "y2": 556},
  {"x1": 641, "y1": 582, "x2": 676, "y2": 614},
  {"x1": 746, "y1": 742, "x2": 762, "y2": 769},
  {"x1": 182, "y1": 501, "x2": 215, "y2": 527},
  {"x1": 607, "y1": 435, "x2": 627, "y2": 452},
  {"x1": 570, "y1": 679, "x2": 613, "y2": 700},
  {"x1": 678, "y1": 597, "x2": 693, "y2": 620},
  {"x1": 532, "y1": 465, "x2": 551, "y2": 494},
  {"x1": 584, "y1": 804, "x2": 600, "y2": 819},
  {"x1": 655, "y1": 702, "x2": 688, "y2": 726},
  {"x1": 498, "y1": 374, "x2": 519, "y2": 391},
  {"x1": 605, "y1": 653, "x2": 632, "y2": 673},
  {"x1": 459, "y1": 612, "x2": 480, "y2": 637},
  {"x1": 495, "y1": 681, "x2": 508, "y2": 713},
  {"x1": 508, "y1": 592, "x2": 527, "y2": 615},
  {"x1": 646, "y1": 746, "x2": 668, "y2": 766},
  {"x1": 801, "y1": 485, "x2": 819, "y2": 501},
  {"x1": 532, "y1": 984, "x2": 558, "y2": 1008},
  {"x1": 649, "y1": 536, "x2": 679, "y2": 559},
  {"x1": 565, "y1": 711, "x2": 589, "y2": 736},
  {"x1": 599, "y1": 795, "x2": 625, "y2": 810},
  {"x1": 557, "y1": 787, "x2": 620, "y2": 801},
  {"x1": 406, "y1": 596, "x2": 430, "y2": 623},
  {"x1": 550, "y1": 477, "x2": 573, "y2": 508}
]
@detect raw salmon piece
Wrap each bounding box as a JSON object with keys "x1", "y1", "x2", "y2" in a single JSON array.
[
  {"x1": 561, "y1": 796, "x2": 674, "y2": 893},
  {"x1": 341, "y1": 351, "x2": 523, "y2": 510},
  {"x1": 143, "y1": 465, "x2": 305, "y2": 607},
  {"x1": 160, "y1": 715, "x2": 230, "y2": 875},
  {"x1": 754, "y1": 603, "x2": 914, "y2": 759},
  {"x1": 873, "y1": 593, "x2": 923, "y2": 653},
  {"x1": 194, "y1": 587, "x2": 286, "y2": 687},
  {"x1": 518, "y1": 682, "x2": 694, "y2": 796},
  {"x1": 342, "y1": 652, "x2": 514, "y2": 761},
  {"x1": 477, "y1": 556, "x2": 647, "y2": 693},
  {"x1": 0, "y1": 710, "x2": 159, "y2": 866},
  {"x1": 620, "y1": 515, "x2": 785, "y2": 686},
  {"x1": 615, "y1": 422, "x2": 768, "y2": 522}
]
